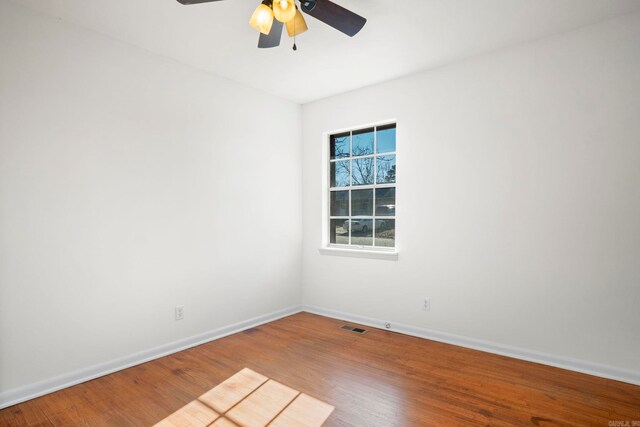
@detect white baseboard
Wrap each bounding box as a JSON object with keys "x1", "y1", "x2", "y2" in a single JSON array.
[
  {"x1": 303, "y1": 305, "x2": 640, "y2": 386},
  {"x1": 0, "y1": 305, "x2": 303, "y2": 410}
]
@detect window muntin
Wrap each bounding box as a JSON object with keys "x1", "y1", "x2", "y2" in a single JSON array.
[{"x1": 328, "y1": 123, "x2": 396, "y2": 249}]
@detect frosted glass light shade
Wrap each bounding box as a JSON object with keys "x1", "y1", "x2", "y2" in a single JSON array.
[
  {"x1": 286, "y1": 9, "x2": 308, "y2": 36},
  {"x1": 273, "y1": 0, "x2": 296, "y2": 23},
  {"x1": 249, "y1": 2, "x2": 274, "y2": 35}
]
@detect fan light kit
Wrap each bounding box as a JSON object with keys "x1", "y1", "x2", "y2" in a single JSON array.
[{"x1": 177, "y1": 0, "x2": 366, "y2": 50}]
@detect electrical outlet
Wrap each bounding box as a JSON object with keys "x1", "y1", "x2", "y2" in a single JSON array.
[
  {"x1": 422, "y1": 298, "x2": 431, "y2": 312},
  {"x1": 175, "y1": 305, "x2": 184, "y2": 321}
]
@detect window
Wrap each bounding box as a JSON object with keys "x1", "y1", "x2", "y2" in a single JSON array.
[{"x1": 327, "y1": 123, "x2": 396, "y2": 249}]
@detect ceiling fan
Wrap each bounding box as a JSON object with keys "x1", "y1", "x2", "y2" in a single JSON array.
[{"x1": 176, "y1": 0, "x2": 367, "y2": 50}]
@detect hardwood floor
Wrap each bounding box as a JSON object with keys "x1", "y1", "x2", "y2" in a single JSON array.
[{"x1": 1, "y1": 312, "x2": 638, "y2": 426}]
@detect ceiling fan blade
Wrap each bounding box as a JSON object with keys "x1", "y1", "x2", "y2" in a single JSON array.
[
  {"x1": 258, "y1": 20, "x2": 283, "y2": 49},
  {"x1": 301, "y1": 0, "x2": 366, "y2": 37},
  {"x1": 176, "y1": 0, "x2": 225, "y2": 5}
]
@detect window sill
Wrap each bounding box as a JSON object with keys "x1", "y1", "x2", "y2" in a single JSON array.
[{"x1": 318, "y1": 247, "x2": 399, "y2": 261}]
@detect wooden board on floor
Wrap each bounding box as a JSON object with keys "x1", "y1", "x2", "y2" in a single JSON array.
[
  {"x1": 153, "y1": 400, "x2": 218, "y2": 427},
  {"x1": 226, "y1": 380, "x2": 299, "y2": 427},
  {"x1": 270, "y1": 393, "x2": 335, "y2": 427},
  {"x1": 211, "y1": 417, "x2": 238, "y2": 427},
  {"x1": 198, "y1": 368, "x2": 268, "y2": 414}
]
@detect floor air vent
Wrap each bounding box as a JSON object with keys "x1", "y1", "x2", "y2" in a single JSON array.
[{"x1": 340, "y1": 325, "x2": 368, "y2": 334}]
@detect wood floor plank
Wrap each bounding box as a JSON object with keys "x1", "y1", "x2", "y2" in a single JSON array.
[
  {"x1": 153, "y1": 400, "x2": 219, "y2": 427},
  {"x1": 1, "y1": 312, "x2": 638, "y2": 426},
  {"x1": 226, "y1": 380, "x2": 299, "y2": 427},
  {"x1": 211, "y1": 417, "x2": 239, "y2": 427},
  {"x1": 198, "y1": 368, "x2": 268, "y2": 414},
  {"x1": 269, "y1": 393, "x2": 334, "y2": 427}
]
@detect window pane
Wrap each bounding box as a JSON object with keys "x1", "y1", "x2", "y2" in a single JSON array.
[
  {"x1": 330, "y1": 132, "x2": 350, "y2": 159},
  {"x1": 375, "y1": 188, "x2": 395, "y2": 216},
  {"x1": 375, "y1": 219, "x2": 395, "y2": 247},
  {"x1": 351, "y1": 189, "x2": 373, "y2": 216},
  {"x1": 330, "y1": 219, "x2": 349, "y2": 244},
  {"x1": 352, "y1": 157, "x2": 374, "y2": 186},
  {"x1": 328, "y1": 123, "x2": 397, "y2": 250},
  {"x1": 376, "y1": 155, "x2": 396, "y2": 184},
  {"x1": 330, "y1": 160, "x2": 350, "y2": 187},
  {"x1": 376, "y1": 124, "x2": 396, "y2": 153},
  {"x1": 330, "y1": 191, "x2": 349, "y2": 216},
  {"x1": 348, "y1": 219, "x2": 373, "y2": 246},
  {"x1": 352, "y1": 128, "x2": 374, "y2": 156}
]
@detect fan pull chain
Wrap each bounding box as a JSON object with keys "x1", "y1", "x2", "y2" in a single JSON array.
[{"x1": 293, "y1": 9, "x2": 297, "y2": 51}]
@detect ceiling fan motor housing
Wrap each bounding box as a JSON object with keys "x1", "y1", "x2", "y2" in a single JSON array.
[{"x1": 300, "y1": 0, "x2": 317, "y2": 12}]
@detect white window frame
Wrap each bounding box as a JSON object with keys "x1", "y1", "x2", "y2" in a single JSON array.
[{"x1": 320, "y1": 120, "x2": 398, "y2": 260}]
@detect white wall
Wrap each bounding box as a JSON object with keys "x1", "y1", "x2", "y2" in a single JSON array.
[
  {"x1": 0, "y1": 0, "x2": 301, "y2": 395},
  {"x1": 302, "y1": 12, "x2": 640, "y2": 374}
]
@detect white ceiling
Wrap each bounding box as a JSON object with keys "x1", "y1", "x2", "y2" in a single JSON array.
[{"x1": 15, "y1": 0, "x2": 640, "y2": 103}]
